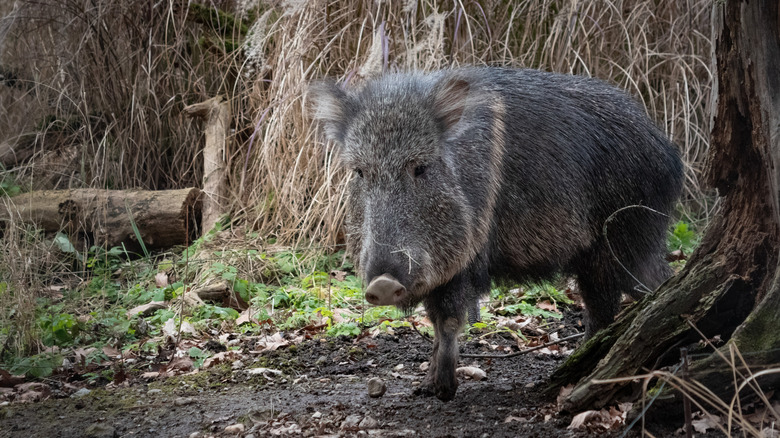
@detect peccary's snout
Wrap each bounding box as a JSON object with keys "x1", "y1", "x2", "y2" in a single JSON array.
[{"x1": 365, "y1": 274, "x2": 408, "y2": 306}]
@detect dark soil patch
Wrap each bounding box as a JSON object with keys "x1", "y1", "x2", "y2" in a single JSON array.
[{"x1": 0, "y1": 321, "x2": 702, "y2": 437}]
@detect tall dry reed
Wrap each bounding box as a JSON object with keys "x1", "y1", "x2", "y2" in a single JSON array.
[{"x1": 0, "y1": 0, "x2": 713, "y2": 248}]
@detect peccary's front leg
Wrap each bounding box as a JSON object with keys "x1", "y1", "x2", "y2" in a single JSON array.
[
  {"x1": 425, "y1": 309, "x2": 463, "y2": 401},
  {"x1": 417, "y1": 277, "x2": 469, "y2": 401},
  {"x1": 416, "y1": 256, "x2": 490, "y2": 401}
]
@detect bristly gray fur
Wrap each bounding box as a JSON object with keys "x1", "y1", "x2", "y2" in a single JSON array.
[{"x1": 309, "y1": 67, "x2": 683, "y2": 401}]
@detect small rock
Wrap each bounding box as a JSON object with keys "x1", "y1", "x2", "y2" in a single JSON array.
[
  {"x1": 224, "y1": 423, "x2": 245, "y2": 433},
  {"x1": 84, "y1": 422, "x2": 116, "y2": 438},
  {"x1": 367, "y1": 377, "x2": 387, "y2": 398},
  {"x1": 19, "y1": 391, "x2": 45, "y2": 403},
  {"x1": 231, "y1": 360, "x2": 244, "y2": 370},
  {"x1": 312, "y1": 411, "x2": 322, "y2": 419},
  {"x1": 393, "y1": 364, "x2": 404, "y2": 371},
  {"x1": 419, "y1": 362, "x2": 429, "y2": 372},
  {"x1": 188, "y1": 432, "x2": 201, "y2": 438},
  {"x1": 341, "y1": 414, "x2": 363, "y2": 430},
  {"x1": 141, "y1": 371, "x2": 160, "y2": 380},
  {"x1": 174, "y1": 397, "x2": 195, "y2": 406},
  {"x1": 146, "y1": 389, "x2": 162, "y2": 396},
  {"x1": 126, "y1": 301, "x2": 167, "y2": 318},
  {"x1": 455, "y1": 366, "x2": 487, "y2": 381},
  {"x1": 359, "y1": 416, "x2": 379, "y2": 430},
  {"x1": 246, "y1": 367, "x2": 282, "y2": 376},
  {"x1": 72, "y1": 388, "x2": 92, "y2": 398}
]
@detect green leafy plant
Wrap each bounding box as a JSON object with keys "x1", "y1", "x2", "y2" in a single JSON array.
[
  {"x1": 53, "y1": 233, "x2": 84, "y2": 263},
  {"x1": 86, "y1": 245, "x2": 124, "y2": 273},
  {"x1": 521, "y1": 282, "x2": 574, "y2": 306},
  {"x1": 496, "y1": 302, "x2": 561, "y2": 319},
  {"x1": 0, "y1": 175, "x2": 21, "y2": 197},
  {"x1": 668, "y1": 220, "x2": 699, "y2": 254},
  {"x1": 193, "y1": 304, "x2": 239, "y2": 322},
  {"x1": 38, "y1": 312, "x2": 81, "y2": 346},
  {"x1": 9, "y1": 352, "x2": 62, "y2": 378},
  {"x1": 188, "y1": 346, "x2": 210, "y2": 368},
  {"x1": 326, "y1": 322, "x2": 361, "y2": 337}
]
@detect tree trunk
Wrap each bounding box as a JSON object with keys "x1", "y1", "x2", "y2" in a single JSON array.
[
  {"x1": 183, "y1": 96, "x2": 231, "y2": 233},
  {"x1": 552, "y1": 0, "x2": 780, "y2": 414},
  {"x1": 2, "y1": 188, "x2": 201, "y2": 251}
]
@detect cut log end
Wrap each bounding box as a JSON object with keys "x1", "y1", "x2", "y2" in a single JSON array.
[{"x1": 1, "y1": 188, "x2": 202, "y2": 251}]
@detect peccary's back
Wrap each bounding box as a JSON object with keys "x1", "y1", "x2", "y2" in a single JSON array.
[{"x1": 447, "y1": 68, "x2": 683, "y2": 279}]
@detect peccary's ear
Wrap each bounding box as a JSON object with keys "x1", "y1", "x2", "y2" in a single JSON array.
[
  {"x1": 308, "y1": 80, "x2": 353, "y2": 144},
  {"x1": 432, "y1": 78, "x2": 471, "y2": 132}
]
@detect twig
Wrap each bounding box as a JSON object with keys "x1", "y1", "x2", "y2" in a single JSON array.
[
  {"x1": 411, "y1": 321, "x2": 584, "y2": 358},
  {"x1": 461, "y1": 333, "x2": 585, "y2": 358},
  {"x1": 681, "y1": 347, "x2": 693, "y2": 438}
]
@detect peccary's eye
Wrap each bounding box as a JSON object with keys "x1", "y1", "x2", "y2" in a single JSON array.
[
  {"x1": 355, "y1": 168, "x2": 364, "y2": 178},
  {"x1": 414, "y1": 165, "x2": 427, "y2": 178}
]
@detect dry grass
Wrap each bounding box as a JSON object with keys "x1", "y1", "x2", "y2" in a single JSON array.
[
  {"x1": 0, "y1": 208, "x2": 73, "y2": 356},
  {"x1": 0, "y1": 0, "x2": 246, "y2": 191},
  {"x1": 1, "y1": 0, "x2": 713, "y2": 248},
  {"x1": 233, "y1": 0, "x2": 713, "y2": 247},
  {"x1": 625, "y1": 343, "x2": 779, "y2": 437}
]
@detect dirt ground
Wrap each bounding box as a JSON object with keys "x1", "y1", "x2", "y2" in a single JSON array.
[{"x1": 0, "y1": 310, "x2": 708, "y2": 438}]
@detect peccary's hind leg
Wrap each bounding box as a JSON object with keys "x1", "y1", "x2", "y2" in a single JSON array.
[
  {"x1": 467, "y1": 300, "x2": 481, "y2": 324},
  {"x1": 576, "y1": 219, "x2": 673, "y2": 337},
  {"x1": 575, "y1": 261, "x2": 625, "y2": 338}
]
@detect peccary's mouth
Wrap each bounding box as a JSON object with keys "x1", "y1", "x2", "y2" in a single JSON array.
[{"x1": 364, "y1": 274, "x2": 408, "y2": 306}]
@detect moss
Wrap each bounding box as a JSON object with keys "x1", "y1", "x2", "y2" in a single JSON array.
[
  {"x1": 348, "y1": 347, "x2": 365, "y2": 358},
  {"x1": 731, "y1": 290, "x2": 780, "y2": 353},
  {"x1": 148, "y1": 364, "x2": 233, "y2": 392}
]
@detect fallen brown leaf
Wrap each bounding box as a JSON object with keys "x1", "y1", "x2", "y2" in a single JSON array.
[
  {"x1": 330, "y1": 270, "x2": 348, "y2": 281},
  {"x1": 537, "y1": 300, "x2": 559, "y2": 313},
  {"x1": 155, "y1": 272, "x2": 169, "y2": 288},
  {"x1": 202, "y1": 351, "x2": 244, "y2": 369},
  {"x1": 691, "y1": 412, "x2": 721, "y2": 434}
]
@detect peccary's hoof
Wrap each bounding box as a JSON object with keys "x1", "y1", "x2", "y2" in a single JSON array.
[
  {"x1": 413, "y1": 383, "x2": 435, "y2": 398},
  {"x1": 414, "y1": 378, "x2": 457, "y2": 402}
]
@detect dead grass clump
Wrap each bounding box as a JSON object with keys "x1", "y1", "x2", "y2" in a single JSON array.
[
  {"x1": 233, "y1": 0, "x2": 713, "y2": 247},
  {"x1": 1, "y1": 0, "x2": 713, "y2": 246},
  {"x1": 0, "y1": 213, "x2": 73, "y2": 357},
  {"x1": 0, "y1": 0, "x2": 249, "y2": 190}
]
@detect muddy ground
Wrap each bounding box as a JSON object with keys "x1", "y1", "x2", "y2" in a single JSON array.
[{"x1": 0, "y1": 314, "x2": 705, "y2": 438}]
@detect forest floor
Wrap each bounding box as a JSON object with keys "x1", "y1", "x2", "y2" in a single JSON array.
[{"x1": 0, "y1": 308, "x2": 717, "y2": 438}]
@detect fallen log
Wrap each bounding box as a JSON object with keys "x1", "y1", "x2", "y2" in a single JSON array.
[{"x1": 2, "y1": 188, "x2": 201, "y2": 250}]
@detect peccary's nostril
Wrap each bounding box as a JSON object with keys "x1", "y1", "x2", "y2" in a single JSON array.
[
  {"x1": 365, "y1": 274, "x2": 407, "y2": 306},
  {"x1": 365, "y1": 292, "x2": 381, "y2": 305}
]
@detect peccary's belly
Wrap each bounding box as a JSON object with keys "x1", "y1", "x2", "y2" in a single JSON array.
[{"x1": 487, "y1": 202, "x2": 595, "y2": 281}]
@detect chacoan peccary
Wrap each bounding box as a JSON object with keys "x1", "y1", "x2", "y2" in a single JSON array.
[{"x1": 310, "y1": 67, "x2": 683, "y2": 401}]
